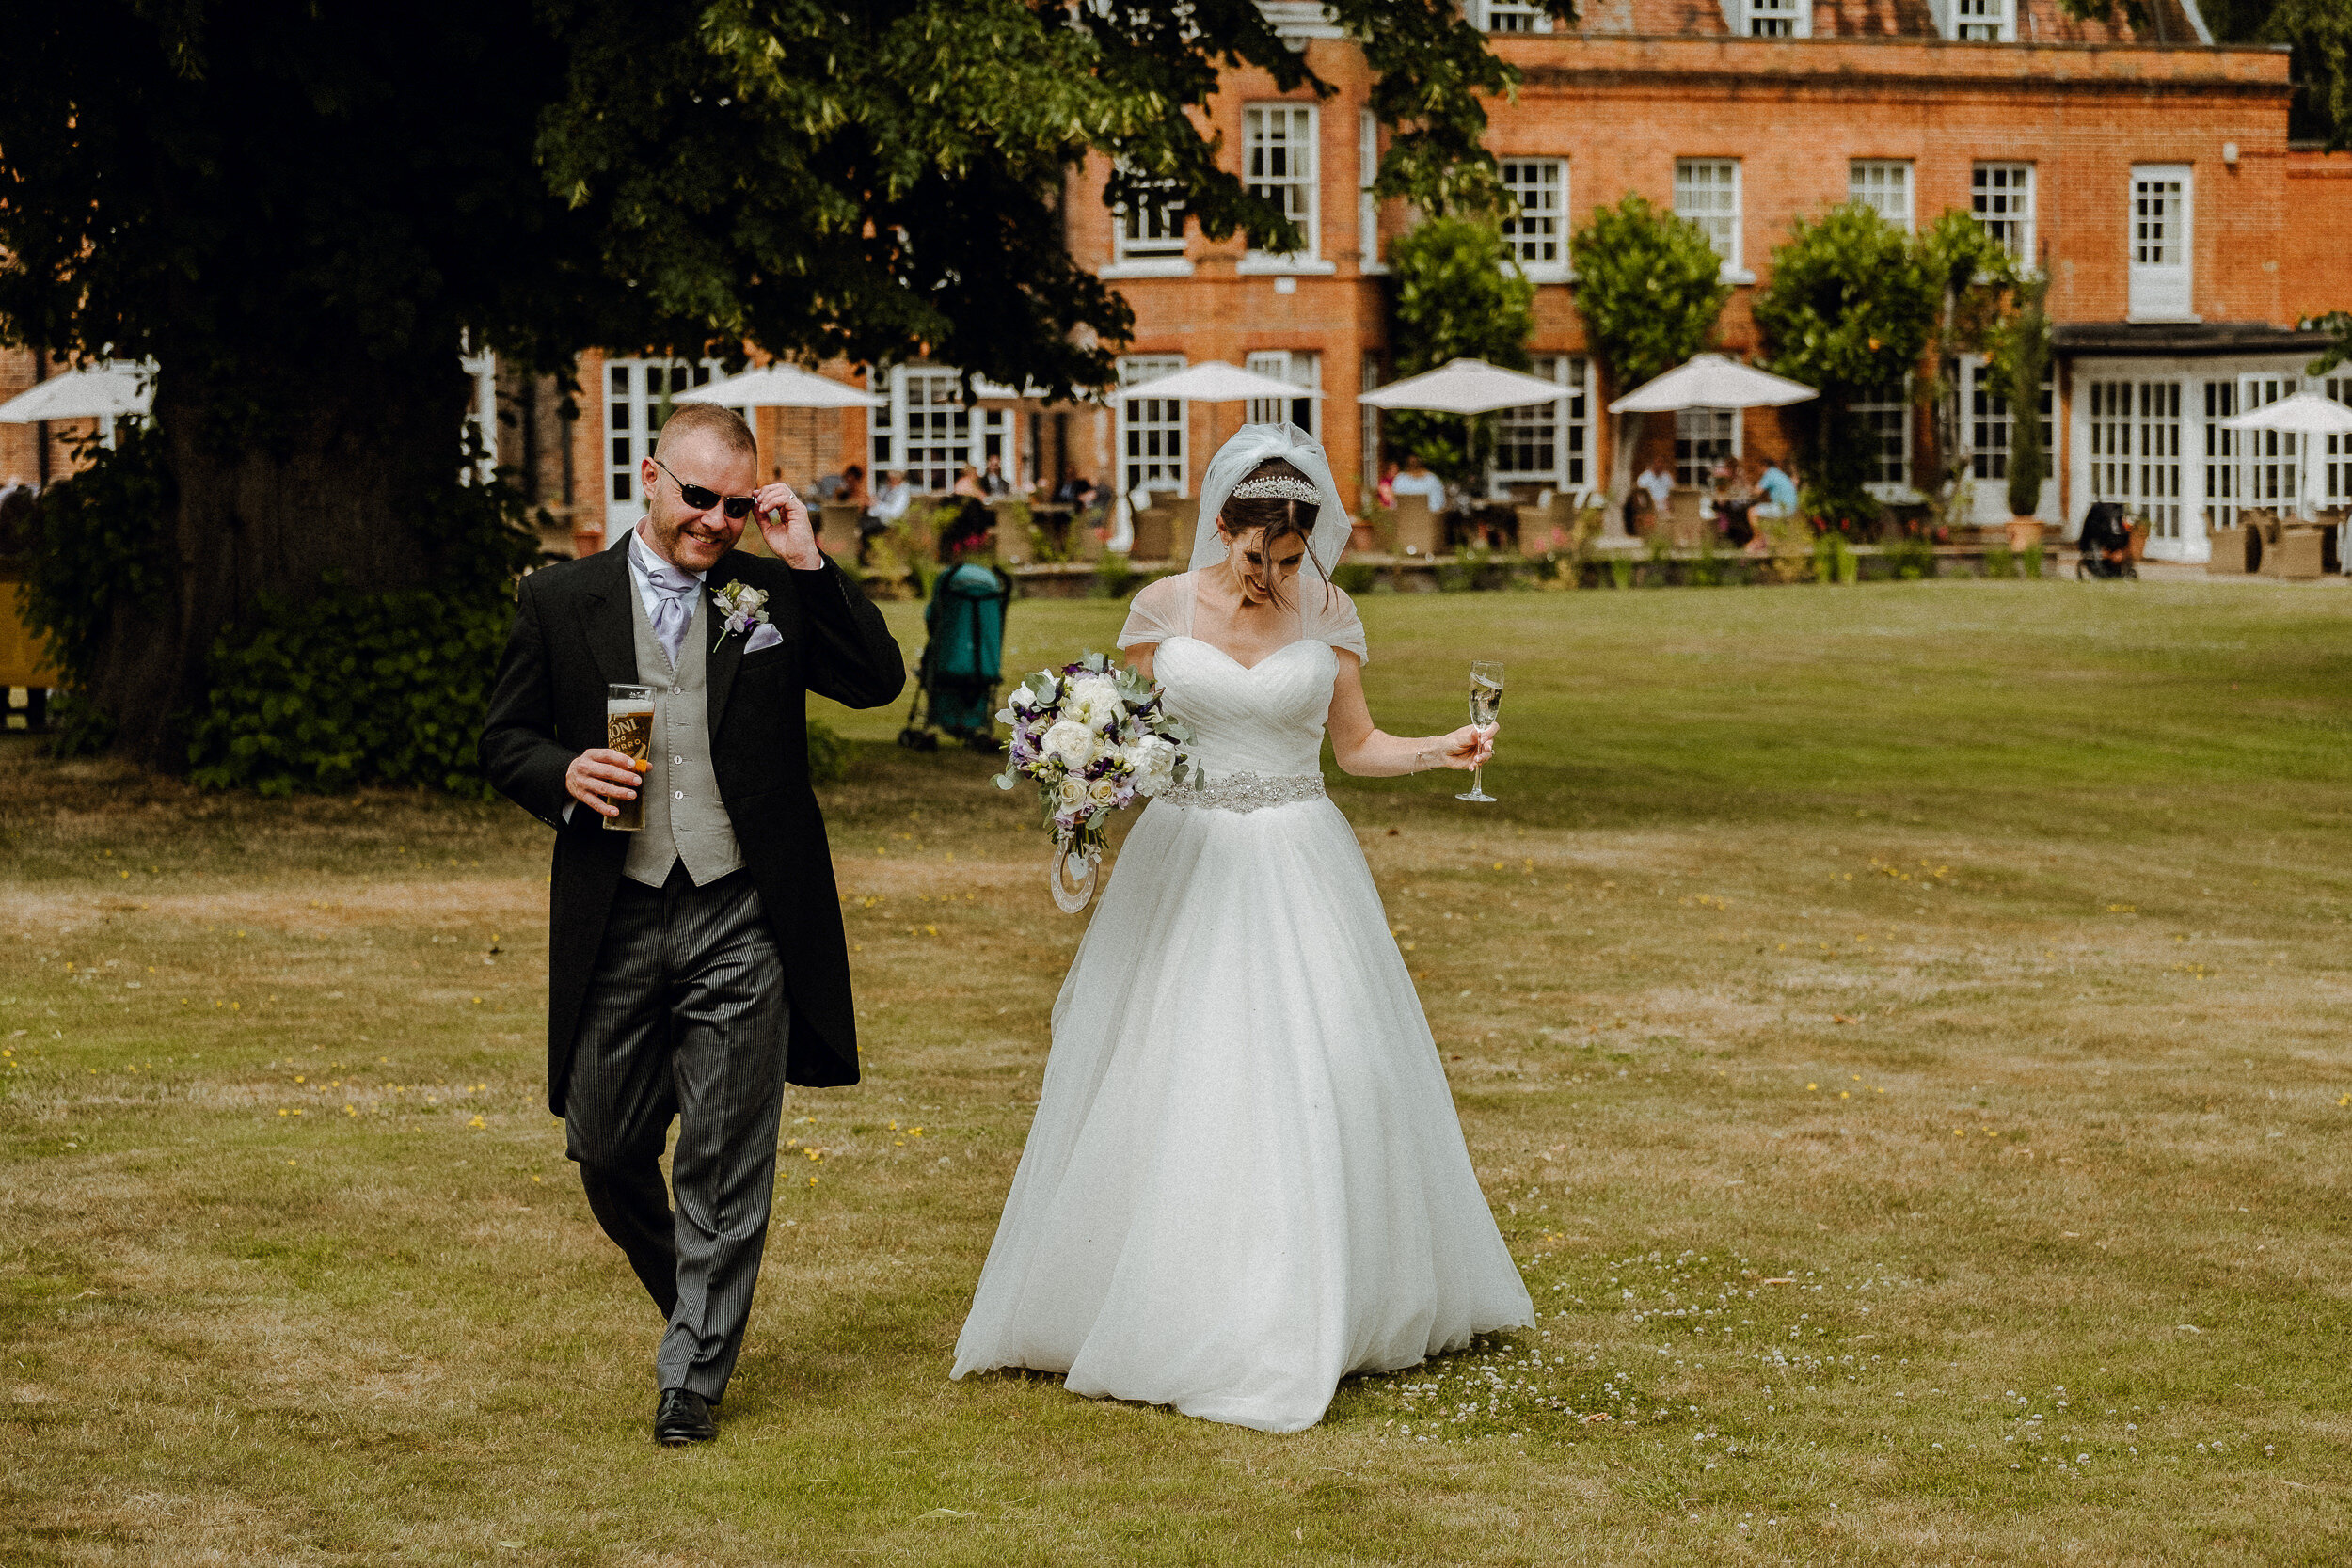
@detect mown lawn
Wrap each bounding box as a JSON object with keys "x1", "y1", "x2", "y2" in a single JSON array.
[{"x1": 4, "y1": 576, "x2": 2350, "y2": 1566}]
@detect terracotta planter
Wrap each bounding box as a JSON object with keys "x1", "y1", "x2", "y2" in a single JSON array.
[
  {"x1": 2127, "y1": 521, "x2": 2150, "y2": 562},
  {"x1": 2004, "y1": 517, "x2": 2043, "y2": 552}
]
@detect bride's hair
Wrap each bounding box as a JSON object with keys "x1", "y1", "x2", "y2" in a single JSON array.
[{"x1": 1217, "y1": 458, "x2": 1327, "y2": 611}]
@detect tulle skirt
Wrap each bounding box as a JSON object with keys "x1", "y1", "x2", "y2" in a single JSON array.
[{"x1": 950, "y1": 792, "x2": 1534, "y2": 1433}]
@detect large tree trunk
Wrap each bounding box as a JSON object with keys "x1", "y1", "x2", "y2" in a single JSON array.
[{"x1": 86, "y1": 342, "x2": 472, "y2": 769}]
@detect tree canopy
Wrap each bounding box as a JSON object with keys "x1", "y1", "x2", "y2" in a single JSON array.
[
  {"x1": 1754, "y1": 203, "x2": 1943, "y2": 519},
  {"x1": 1567, "y1": 194, "x2": 1732, "y2": 505},
  {"x1": 1381, "y1": 217, "x2": 1537, "y2": 485},
  {"x1": 0, "y1": 0, "x2": 1564, "y2": 768}
]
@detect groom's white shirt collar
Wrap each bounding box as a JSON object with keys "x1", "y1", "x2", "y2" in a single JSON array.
[{"x1": 628, "y1": 523, "x2": 707, "y2": 625}]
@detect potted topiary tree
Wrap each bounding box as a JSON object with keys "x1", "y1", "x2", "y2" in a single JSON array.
[{"x1": 1991, "y1": 269, "x2": 2053, "y2": 555}]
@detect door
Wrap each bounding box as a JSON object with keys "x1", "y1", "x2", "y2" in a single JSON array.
[
  {"x1": 2239, "y1": 373, "x2": 2299, "y2": 515},
  {"x1": 2128, "y1": 166, "x2": 2194, "y2": 323}
]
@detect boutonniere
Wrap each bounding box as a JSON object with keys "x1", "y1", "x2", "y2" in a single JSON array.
[{"x1": 711, "y1": 580, "x2": 771, "y2": 648}]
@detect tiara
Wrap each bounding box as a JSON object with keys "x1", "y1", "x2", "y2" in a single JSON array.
[{"x1": 1229, "y1": 475, "x2": 1321, "y2": 504}]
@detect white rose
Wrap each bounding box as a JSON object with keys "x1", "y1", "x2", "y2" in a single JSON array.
[
  {"x1": 1089, "y1": 778, "x2": 1121, "y2": 806},
  {"x1": 1065, "y1": 675, "x2": 1120, "y2": 730},
  {"x1": 1041, "y1": 719, "x2": 1096, "y2": 770},
  {"x1": 1054, "y1": 779, "x2": 1089, "y2": 810}
]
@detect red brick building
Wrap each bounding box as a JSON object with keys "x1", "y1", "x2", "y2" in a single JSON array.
[{"x1": 1051, "y1": 0, "x2": 2351, "y2": 564}]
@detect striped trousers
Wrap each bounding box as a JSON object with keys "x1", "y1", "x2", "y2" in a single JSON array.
[{"x1": 564, "y1": 863, "x2": 789, "y2": 1402}]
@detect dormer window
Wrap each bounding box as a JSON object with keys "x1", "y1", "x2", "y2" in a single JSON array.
[
  {"x1": 1952, "y1": 0, "x2": 2014, "y2": 40},
  {"x1": 1743, "y1": 0, "x2": 1809, "y2": 37},
  {"x1": 1475, "y1": 1, "x2": 1554, "y2": 30}
]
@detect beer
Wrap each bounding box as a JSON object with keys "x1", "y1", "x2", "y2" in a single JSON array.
[{"x1": 604, "y1": 684, "x2": 655, "y2": 832}]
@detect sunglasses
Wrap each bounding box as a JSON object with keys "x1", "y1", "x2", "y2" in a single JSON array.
[{"x1": 654, "y1": 458, "x2": 757, "y2": 520}]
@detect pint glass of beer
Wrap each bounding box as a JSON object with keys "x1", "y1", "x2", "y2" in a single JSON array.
[{"x1": 604, "y1": 684, "x2": 655, "y2": 832}]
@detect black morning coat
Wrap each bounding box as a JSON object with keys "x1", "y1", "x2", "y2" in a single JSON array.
[{"x1": 479, "y1": 537, "x2": 906, "y2": 1114}]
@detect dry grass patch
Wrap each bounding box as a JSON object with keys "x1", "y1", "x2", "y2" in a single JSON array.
[{"x1": 6, "y1": 582, "x2": 2352, "y2": 1564}]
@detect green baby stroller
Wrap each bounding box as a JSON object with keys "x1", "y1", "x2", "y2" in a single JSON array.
[{"x1": 897, "y1": 544, "x2": 1012, "y2": 753}]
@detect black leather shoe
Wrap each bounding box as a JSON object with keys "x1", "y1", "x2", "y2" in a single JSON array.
[{"x1": 654, "y1": 1387, "x2": 716, "y2": 1446}]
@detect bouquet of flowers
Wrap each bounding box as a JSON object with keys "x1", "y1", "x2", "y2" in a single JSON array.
[{"x1": 993, "y1": 651, "x2": 1196, "y2": 912}]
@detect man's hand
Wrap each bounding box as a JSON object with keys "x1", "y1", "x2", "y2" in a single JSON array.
[
  {"x1": 754, "y1": 481, "x2": 823, "y2": 570},
  {"x1": 566, "y1": 748, "x2": 645, "y2": 817}
]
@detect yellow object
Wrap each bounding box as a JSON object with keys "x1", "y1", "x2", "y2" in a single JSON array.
[{"x1": 0, "y1": 577, "x2": 57, "y2": 688}]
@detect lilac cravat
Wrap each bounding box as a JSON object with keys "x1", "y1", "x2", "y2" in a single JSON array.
[{"x1": 646, "y1": 562, "x2": 699, "y2": 669}]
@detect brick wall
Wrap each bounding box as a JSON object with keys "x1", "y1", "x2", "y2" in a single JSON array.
[{"x1": 1096, "y1": 34, "x2": 2301, "y2": 508}]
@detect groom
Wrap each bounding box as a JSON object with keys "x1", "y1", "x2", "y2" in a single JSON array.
[{"x1": 481, "y1": 404, "x2": 902, "y2": 1445}]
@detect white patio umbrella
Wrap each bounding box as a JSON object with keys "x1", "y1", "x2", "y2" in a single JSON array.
[
  {"x1": 1121, "y1": 360, "x2": 1327, "y2": 404},
  {"x1": 1607, "y1": 353, "x2": 1817, "y2": 414},
  {"x1": 0, "y1": 364, "x2": 154, "y2": 423},
  {"x1": 673, "y1": 363, "x2": 883, "y2": 409},
  {"x1": 2220, "y1": 391, "x2": 2352, "y2": 520},
  {"x1": 1356, "y1": 356, "x2": 1569, "y2": 416}
]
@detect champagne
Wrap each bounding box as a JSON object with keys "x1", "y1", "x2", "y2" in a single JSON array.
[
  {"x1": 1456, "y1": 659, "x2": 1504, "y2": 804},
  {"x1": 1468, "y1": 674, "x2": 1502, "y2": 729},
  {"x1": 605, "y1": 684, "x2": 655, "y2": 832}
]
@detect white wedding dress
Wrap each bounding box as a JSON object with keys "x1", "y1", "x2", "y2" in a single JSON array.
[{"x1": 950, "y1": 574, "x2": 1533, "y2": 1433}]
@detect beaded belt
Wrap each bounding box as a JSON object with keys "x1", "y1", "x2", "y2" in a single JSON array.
[{"x1": 1160, "y1": 770, "x2": 1327, "y2": 813}]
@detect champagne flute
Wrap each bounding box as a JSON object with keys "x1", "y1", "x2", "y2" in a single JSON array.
[{"x1": 1457, "y1": 660, "x2": 1503, "y2": 804}]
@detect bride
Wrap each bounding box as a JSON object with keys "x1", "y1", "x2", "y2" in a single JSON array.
[{"x1": 950, "y1": 423, "x2": 1533, "y2": 1433}]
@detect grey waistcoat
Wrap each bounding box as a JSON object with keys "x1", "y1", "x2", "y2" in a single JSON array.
[{"x1": 623, "y1": 578, "x2": 744, "y2": 888}]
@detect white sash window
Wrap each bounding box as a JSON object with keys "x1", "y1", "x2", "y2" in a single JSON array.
[
  {"x1": 1245, "y1": 351, "x2": 1321, "y2": 436},
  {"x1": 1970, "y1": 164, "x2": 2035, "y2": 263},
  {"x1": 1492, "y1": 356, "x2": 1591, "y2": 493},
  {"x1": 1501, "y1": 160, "x2": 1569, "y2": 281},
  {"x1": 1119, "y1": 356, "x2": 1186, "y2": 499},
  {"x1": 1676, "y1": 159, "x2": 1742, "y2": 274}
]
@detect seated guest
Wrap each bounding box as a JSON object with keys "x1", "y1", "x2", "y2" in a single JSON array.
[
  {"x1": 952, "y1": 465, "x2": 986, "y2": 499},
  {"x1": 1754, "y1": 457, "x2": 1799, "y2": 520},
  {"x1": 980, "y1": 455, "x2": 1014, "y2": 498},
  {"x1": 1632, "y1": 456, "x2": 1674, "y2": 533},
  {"x1": 1390, "y1": 452, "x2": 1445, "y2": 507},
  {"x1": 1376, "y1": 460, "x2": 1398, "y2": 509},
  {"x1": 866, "y1": 468, "x2": 912, "y2": 538}
]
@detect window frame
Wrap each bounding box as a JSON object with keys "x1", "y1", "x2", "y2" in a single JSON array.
[
  {"x1": 1118, "y1": 355, "x2": 1188, "y2": 501},
  {"x1": 2324, "y1": 376, "x2": 2352, "y2": 506},
  {"x1": 1675, "y1": 158, "x2": 1746, "y2": 280},
  {"x1": 1848, "y1": 160, "x2": 1915, "y2": 234},
  {"x1": 1490, "y1": 356, "x2": 1592, "y2": 497},
  {"x1": 1851, "y1": 379, "x2": 1915, "y2": 499},
  {"x1": 1499, "y1": 159, "x2": 1571, "y2": 282},
  {"x1": 1743, "y1": 0, "x2": 1811, "y2": 37},
  {"x1": 1108, "y1": 163, "x2": 1188, "y2": 274},
  {"x1": 1675, "y1": 407, "x2": 1740, "y2": 489},
  {"x1": 1950, "y1": 0, "x2": 2014, "y2": 41},
  {"x1": 1970, "y1": 163, "x2": 2036, "y2": 265},
  {"x1": 1474, "y1": 0, "x2": 1553, "y2": 30},
  {"x1": 1358, "y1": 109, "x2": 1386, "y2": 276},
  {"x1": 2127, "y1": 164, "x2": 2196, "y2": 324},
  {"x1": 1239, "y1": 103, "x2": 1329, "y2": 274},
  {"x1": 1244, "y1": 351, "x2": 1321, "y2": 436}
]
